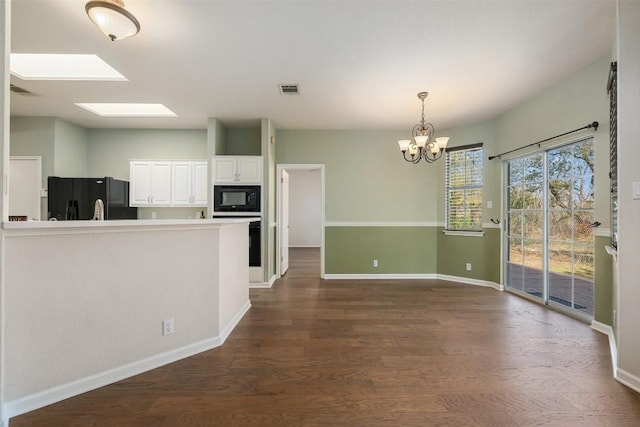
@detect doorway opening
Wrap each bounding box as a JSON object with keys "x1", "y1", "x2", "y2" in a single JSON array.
[
  {"x1": 276, "y1": 164, "x2": 325, "y2": 279},
  {"x1": 504, "y1": 137, "x2": 596, "y2": 321}
]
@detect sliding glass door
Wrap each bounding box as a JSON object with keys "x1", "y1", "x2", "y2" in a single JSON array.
[{"x1": 505, "y1": 138, "x2": 595, "y2": 318}]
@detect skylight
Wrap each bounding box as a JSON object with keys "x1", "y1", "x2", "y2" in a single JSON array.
[
  {"x1": 10, "y1": 54, "x2": 127, "y2": 81},
  {"x1": 75, "y1": 103, "x2": 177, "y2": 117}
]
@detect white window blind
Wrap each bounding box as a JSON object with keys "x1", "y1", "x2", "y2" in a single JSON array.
[{"x1": 445, "y1": 143, "x2": 483, "y2": 231}]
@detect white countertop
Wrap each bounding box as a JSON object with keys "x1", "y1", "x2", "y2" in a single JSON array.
[{"x1": 3, "y1": 217, "x2": 261, "y2": 235}]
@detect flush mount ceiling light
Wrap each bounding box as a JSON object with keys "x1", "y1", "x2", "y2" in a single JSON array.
[
  {"x1": 397, "y1": 92, "x2": 449, "y2": 164},
  {"x1": 85, "y1": 0, "x2": 140, "y2": 41},
  {"x1": 76, "y1": 103, "x2": 177, "y2": 117}
]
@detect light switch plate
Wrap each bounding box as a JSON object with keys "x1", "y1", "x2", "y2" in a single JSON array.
[
  {"x1": 633, "y1": 182, "x2": 640, "y2": 200},
  {"x1": 487, "y1": 200, "x2": 493, "y2": 209}
]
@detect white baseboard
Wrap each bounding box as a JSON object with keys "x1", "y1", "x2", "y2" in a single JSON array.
[
  {"x1": 219, "y1": 300, "x2": 251, "y2": 344},
  {"x1": 324, "y1": 274, "x2": 437, "y2": 280},
  {"x1": 4, "y1": 302, "x2": 251, "y2": 421},
  {"x1": 616, "y1": 368, "x2": 640, "y2": 393},
  {"x1": 590, "y1": 320, "x2": 640, "y2": 392},
  {"x1": 249, "y1": 274, "x2": 277, "y2": 289},
  {"x1": 591, "y1": 320, "x2": 617, "y2": 377},
  {"x1": 323, "y1": 273, "x2": 503, "y2": 292},
  {"x1": 437, "y1": 274, "x2": 504, "y2": 291}
]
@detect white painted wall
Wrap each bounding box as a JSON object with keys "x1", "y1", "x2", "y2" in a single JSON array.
[
  {"x1": 2, "y1": 221, "x2": 250, "y2": 418},
  {"x1": 1, "y1": 1, "x2": 11, "y2": 425},
  {"x1": 615, "y1": 0, "x2": 640, "y2": 391},
  {"x1": 9, "y1": 157, "x2": 41, "y2": 220},
  {"x1": 288, "y1": 169, "x2": 322, "y2": 247}
]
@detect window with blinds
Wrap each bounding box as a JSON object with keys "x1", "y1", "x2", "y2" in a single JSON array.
[
  {"x1": 608, "y1": 62, "x2": 617, "y2": 249},
  {"x1": 445, "y1": 143, "x2": 483, "y2": 231}
]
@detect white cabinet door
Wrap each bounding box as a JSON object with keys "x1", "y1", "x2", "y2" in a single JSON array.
[
  {"x1": 149, "y1": 162, "x2": 172, "y2": 205},
  {"x1": 192, "y1": 161, "x2": 209, "y2": 206},
  {"x1": 212, "y1": 158, "x2": 237, "y2": 183},
  {"x1": 237, "y1": 157, "x2": 262, "y2": 183},
  {"x1": 130, "y1": 161, "x2": 172, "y2": 206},
  {"x1": 212, "y1": 156, "x2": 262, "y2": 184},
  {"x1": 171, "y1": 161, "x2": 192, "y2": 206},
  {"x1": 130, "y1": 161, "x2": 152, "y2": 205}
]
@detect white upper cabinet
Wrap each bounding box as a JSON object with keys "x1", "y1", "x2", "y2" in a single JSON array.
[
  {"x1": 212, "y1": 156, "x2": 262, "y2": 184},
  {"x1": 172, "y1": 161, "x2": 208, "y2": 207},
  {"x1": 192, "y1": 161, "x2": 208, "y2": 205},
  {"x1": 130, "y1": 160, "x2": 206, "y2": 207},
  {"x1": 130, "y1": 161, "x2": 172, "y2": 206}
]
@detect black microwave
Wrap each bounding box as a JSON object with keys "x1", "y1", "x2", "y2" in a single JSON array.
[{"x1": 213, "y1": 185, "x2": 261, "y2": 212}]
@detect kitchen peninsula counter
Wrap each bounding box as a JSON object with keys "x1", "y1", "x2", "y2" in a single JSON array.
[
  {"x1": 2, "y1": 217, "x2": 254, "y2": 417},
  {"x1": 3, "y1": 217, "x2": 260, "y2": 234}
]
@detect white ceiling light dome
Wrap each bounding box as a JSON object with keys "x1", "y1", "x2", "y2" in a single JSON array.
[{"x1": 85, "y1": 0, "x2": 140, "y2": 41}]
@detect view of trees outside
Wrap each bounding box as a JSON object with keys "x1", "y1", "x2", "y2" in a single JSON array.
[
  {"x1": 507, "y1": 138, "x2": 595, "y2": 314},
  {"x1": 446, "y1": 147, "x2": 483, "y2": 230}
]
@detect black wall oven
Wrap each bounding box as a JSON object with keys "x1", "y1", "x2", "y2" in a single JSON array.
[
  {"x1": 213, "y1": 185, "x2": 260, "y2": 213},
  {"x1": 248, "y1": 220, "x2": 261, "y2": 267}
]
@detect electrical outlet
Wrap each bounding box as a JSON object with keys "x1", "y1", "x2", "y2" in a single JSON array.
[
  {"x1": 163, "y1": 319, "x2": 174, "y2": 335},
  {"x1": 466, "y1": 263, "x2": 472, "y2": 271},
  {"x1": 373, "y1": 259, "x2": 379, "y2": 268},
  {"x1": 151, "y1": 211, "x2": 157, "y2": 219}
]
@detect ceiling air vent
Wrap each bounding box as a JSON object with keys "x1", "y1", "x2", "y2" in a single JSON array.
[
  {"x1": 10, "y1": 84, "x2": 37, "y2": 96},
  {"x1": 278, "y1": 84, "x2": 300, "y2": 95}
]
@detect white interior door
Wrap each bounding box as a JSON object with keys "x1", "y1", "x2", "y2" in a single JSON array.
[
  {"x1": 9, "y1": 156, "x2": 41, "y2": 221},
  {"x1": 280, "y1": 169, "x2": 290, "y2": 275}
]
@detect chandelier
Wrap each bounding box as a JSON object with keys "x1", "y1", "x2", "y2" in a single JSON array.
[{"x1": 397, "y1": 92, "x2": 449, "y2": 163}]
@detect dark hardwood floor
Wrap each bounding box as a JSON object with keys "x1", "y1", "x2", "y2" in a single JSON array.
[{"x1": 12, "y1": 247, "x2": 640, "y2": 426}]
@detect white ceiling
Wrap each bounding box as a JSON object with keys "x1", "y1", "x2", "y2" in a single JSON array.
[{"x1": 9, "y1": 0, "x2": 616, "y2": 131}]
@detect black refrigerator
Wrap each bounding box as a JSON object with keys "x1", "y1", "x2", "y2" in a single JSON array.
[{"x1": 47, "y1": 177, "x2": 138, "y2": 220}]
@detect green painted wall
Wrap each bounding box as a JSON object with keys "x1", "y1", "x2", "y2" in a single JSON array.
[
  {"x1": 262, "y1": 118, "x2": 277, "y2": 281},
  {"x1": 325, "y1": 226, "x2": 437, "y2": 274},
  {"x1": 495, "y1": 56, "x2": 610, "y2": 227},
  {"x1": 208, "y1": 118, "x2": 227, "y2": 155},
  {"x1": 226, "y1": 127, "x2": 261, "y2": 155},
  {"x1": 277, "y1": 130, "x2": 439, "y2": 222},
  {"x1": 87, "y1": 128, "x2": 207, "y2": 179},
  {"x1": 437, "y1": 228, "x2": 501, "y2": 283},
  {"x1": 54, "y1": 119, "x2": 88, "y2": 177},
  {"x1": 594, "y1": 236, "x2": 613, "y2": 325},
  {"x1": 10, "y1": 117, "x2": 55, "y2": 187},
  {"x1": 10, "y1": 117, "x2": 55, "y2": 219}
]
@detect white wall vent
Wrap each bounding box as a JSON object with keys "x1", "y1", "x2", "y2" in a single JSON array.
[{"x1": 278, "y1": 84, "x2": 300, "y2": 95}]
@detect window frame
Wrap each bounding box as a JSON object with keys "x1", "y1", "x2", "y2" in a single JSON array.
[{"x1": 445, "y1": 143, "x2": 484, "y2": 234}]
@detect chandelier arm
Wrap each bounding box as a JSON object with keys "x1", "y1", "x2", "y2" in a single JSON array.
[{"x1": 402, "y1": 150, "x2": 422, "y2": 163}]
